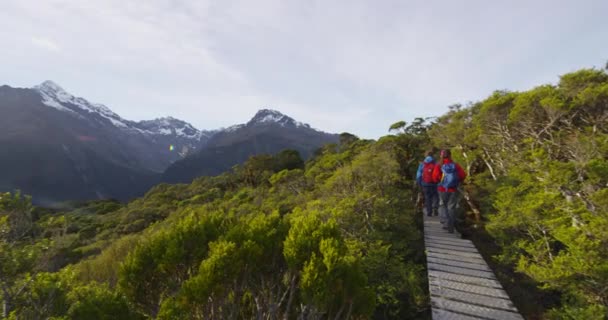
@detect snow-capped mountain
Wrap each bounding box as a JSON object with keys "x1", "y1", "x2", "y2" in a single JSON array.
[
  {"x1": 162, "y1": 109, "x2": 339, "y2": 183},
  {"x1": 0, "y1": 80, "x2": 337, "y2": 203},
  {"x1": 134, "y1": 117, "x2": 214, "y2": 141},
  {"x1": 217, "y1": 109, "x2": 313, "y2": 133},
  {"x1": 31, "y1": 81, "x2": 210, "y2": 165},
  {"x1": 34, "y1": 81, "x2": 209, "y2": 143},
  {"x1": 246, "y1": 108, "x2": 311, "y2": 128},
  {"x1": 206, "y1": 108, "x2": 330, "y2": 149},
  {"x1": 35, "y1": 80, "x2": 129, "y2": 128},
  {"x1": 0, "y1": 81, "x2": 213, "y2": 204}
]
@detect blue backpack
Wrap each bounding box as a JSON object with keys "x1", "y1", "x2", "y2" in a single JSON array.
[{"x1": 440, "y1": 163, "x2": 459, "y2": 189}]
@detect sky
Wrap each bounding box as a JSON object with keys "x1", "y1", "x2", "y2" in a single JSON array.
[{"x1": 1, "y1": 1, "x2": 607, "y2": 138}]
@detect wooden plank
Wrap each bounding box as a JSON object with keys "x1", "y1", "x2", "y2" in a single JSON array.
[
  {"x1": 425, "y1": 235, "x2": 475, "y2": 245},
  {"x1": 429, "y1": 277, "x2": 510, "y2": 299},
  {"x1": 424, "y1": 239, "x2": 479, "y2": 252},
  {"x1": 425, "y1": 232, "x2": 462, "y2": 240},
  {"x1": 425, "y1": 235, "x2": 473, "y2": 243},
  {"x1": 428, "y1": 270, "x2": 503, "y2": 289},
  {"x1": 426, "y1": 247, "x2": 485, "y2": 259},
  {"x1": 430, "y1": 286, "x2": 518, "y2": 311},
  {"x1": 432, "y1": 309, "x2": 485, "y2": 320},
  {"x1": 431, "y1": 297, "x2": 524, "y2": 320},
  {"x1": 428, "y1": 262, "x2": 496, "y2": 279},
  {"x1": 427, "y1": 256, "x2": 491, "y2": 272},
  {"x1": 425, "y1": 230, "x2": 460, "y2": 236},
  {"x1": 427, "y1": 251, "x2": 486, "y2": 265},
  {"x1": 424, "y1": 214, "x2": 523, "y2": 320},
  {"x1": 426, "y1": 243, "x2": 480, "y2": 253}
]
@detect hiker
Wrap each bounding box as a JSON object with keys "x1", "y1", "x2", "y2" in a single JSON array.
[
  {"x1": 432, "y1": 149, "x2": 466, "y2": 233},
  {"x1": 416, "y1": 150, "x2": 438, "y2": 217}
]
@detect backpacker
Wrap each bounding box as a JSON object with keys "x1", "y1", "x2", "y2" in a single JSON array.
[
  {"x1": 440, "y1": 163, "x2": 459, "y2": 189},
  {"x1": 422, "y1": 162, "x2": 435, "y2": 184}
]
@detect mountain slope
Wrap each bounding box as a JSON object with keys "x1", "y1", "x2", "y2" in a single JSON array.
[
  {"x1": 0, "y1": 82, "x2": 338, "y2": 202},
  {"x1": 34, "y1": 81, "x2": 211, "y2": 171},
  {"x1": 162, "y1": 109, "x2": 339, "y2": 183},
  {"x1": 0, "y1": 82, "x2": 209, "y2": 204}
]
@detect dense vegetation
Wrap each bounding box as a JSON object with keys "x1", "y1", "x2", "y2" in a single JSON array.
[
  {"x1": 427, "y1": 68, "x2": 608, "y2": 319},
  {"x1": 1, "y1": 135, "x2": 429, "y2": 319},
  {"x1": 1, "y1": 66, "x2": 607, "y2": 319}
]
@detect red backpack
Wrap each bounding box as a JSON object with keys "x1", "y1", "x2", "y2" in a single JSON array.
[{"x1": 422, "y1": 162, "x2": 435, "y2": 184}]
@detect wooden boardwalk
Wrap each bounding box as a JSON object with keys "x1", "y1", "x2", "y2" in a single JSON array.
[{"x1": 423, "y1": 215, "x2": 524, "y2": 320}]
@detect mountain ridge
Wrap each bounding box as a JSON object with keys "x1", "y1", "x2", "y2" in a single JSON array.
[
  {"x1": 162, "y1": 108, "x2": 339, "y2": 183},
  {"x1": 0, "y1": 81, "x2": 339, "y2": 203}
]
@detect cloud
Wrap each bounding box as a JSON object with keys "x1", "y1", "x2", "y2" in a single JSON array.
[
  {"x1": 30, "y1": 36, "x2": 61, "y2": 52},
  {"x1": 1, "y1": 0, "x2": 607, "y2": 138}
]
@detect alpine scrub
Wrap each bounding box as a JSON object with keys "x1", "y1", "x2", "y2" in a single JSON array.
[
  {"x1": 428, "y1": 68, "x2": 608, "y2": 318},
  {"x1": 1, "y1": 66, "x2": 606, "y2": 319},
  {"x1": 0, "y1": 132, "x2": 429, "y2": 319}
]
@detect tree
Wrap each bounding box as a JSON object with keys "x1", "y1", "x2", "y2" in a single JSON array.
[
  {"x1": 388, "y1": 121, "x2": 406, "y2": 133},
  {"x1": 339, "y1": 132, "x2": 359, "y2": 146},
  {"x1": 274, "y1": 149, "x2": 305, "y2": 172},
  {"x1": 119, "y1": 214, "x2": 223, "y2": 317},
  {"x1": 0, "y1": 192, "x2": 41, "y2": 318},
  {"x1": 428, "y1": 67, "x2": 608, "y2": 316}
]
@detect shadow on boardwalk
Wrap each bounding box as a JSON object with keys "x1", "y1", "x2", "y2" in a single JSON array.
[{"x1": 423, "y1": 215, "x2": 524, "y2": 320}]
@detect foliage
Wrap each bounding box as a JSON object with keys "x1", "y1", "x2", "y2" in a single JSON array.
[
  {"x1": 429, "y1": 67, "x2": 608, "y2": 318},
  {"x1": 0, "y1": 124, "x2": 429, "y2": 319},
  {"x1": 5, "y1": 66, "x2": 605, "y2": 319}
]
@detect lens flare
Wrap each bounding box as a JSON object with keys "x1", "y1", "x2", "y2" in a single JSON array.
[{"x1": 169, "y1": 145, "x2": 174, "y2": 151}]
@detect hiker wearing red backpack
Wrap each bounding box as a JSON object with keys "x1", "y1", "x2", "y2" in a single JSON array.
[
  {"x1": 432, "y1": 149, "x2": 467, "y2": 233},
  {"x1": 416, "y1": 150, "x2": 438, "y2": 217}
]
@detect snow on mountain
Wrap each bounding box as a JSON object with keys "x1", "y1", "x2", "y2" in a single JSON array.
[
  {"x1": 33, "y1": 81, "x2": 209, "y2": 141},
  {"x1": 212, "y1": 109, "x2": 317, "y2": 137},
  {"x1": 224, "y1": 124, "x2": 246, "y2": 132},
  {"x1": 32, "y1": 82, "x2": 322, "y2": 149},
  {"x1": 247, "y1": 108, "x2": 312, "y2": 129},
  {"x1": 35, "y1": 80, "x2": 129, "y2": 128},
  {"x1": 134, "y1": 116, "x2": 211, "y2": 140}
]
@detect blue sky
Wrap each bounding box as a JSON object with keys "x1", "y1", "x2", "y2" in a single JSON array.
[{"x1": 1, "y1": 1, "x2": 607, "y2": 138}]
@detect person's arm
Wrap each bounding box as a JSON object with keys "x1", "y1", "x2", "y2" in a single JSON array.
[
  {"x1": 416, "y1": 163, "x2": 423, "y2": 185},
  {"x1": 456, "y1": 163, "x2": 467, "y2": 182}
]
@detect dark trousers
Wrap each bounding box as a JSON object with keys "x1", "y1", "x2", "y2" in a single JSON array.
[
  {"x1": 439, "y1": 191, "x2": 459, "y2": 232},
  {"x1": 423, "y1": 185, "x2": 438, "y2": 216}
]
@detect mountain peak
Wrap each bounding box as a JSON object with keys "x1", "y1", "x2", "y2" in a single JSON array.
[
  {"x1": 155, "y1": 116, "x2": 185, "y2": 125},
  {"x1": 249, "y1": 109, "x2": 286, "y2": 123},
  {"x1": 135, "y1": 117, "x2": 207, "y2": 140},
  {"x1": 33, "y1": 80, "x2": 128, "y2": 127},
  {"x1": 36, "y1": 80, "x2": 65, "y2": 92},
  {"x1": 34, "y1": 80, "x2": 70, "y2": 98},
  {"x1": 255, "y1": 108, "x2": 285, "y2": 117},
  {"x1": 247, "y1": 108, "x2": 310, "y2": 129},
  {"x1": 247, "y1": 108, "x2": 312, "y2": 129}
]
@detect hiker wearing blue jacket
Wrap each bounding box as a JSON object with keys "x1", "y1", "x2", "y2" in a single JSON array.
[
  {"x1": 432, "y1": 149, "x2": 467, "y2": 233},
  {"x1": 416, "y1": 150, "x2": 439, "y2": 217}
]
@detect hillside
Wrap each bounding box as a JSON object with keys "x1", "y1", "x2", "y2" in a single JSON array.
[
  {"x1": 0, "y1": 67, "x2": 606, "y2": 319},
  {"x1": 0, "y1": 132, "x2": 428, "y2": 319},
  {"x1": 425, "y1": 68, "x2": 608, "y2": 319}
]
